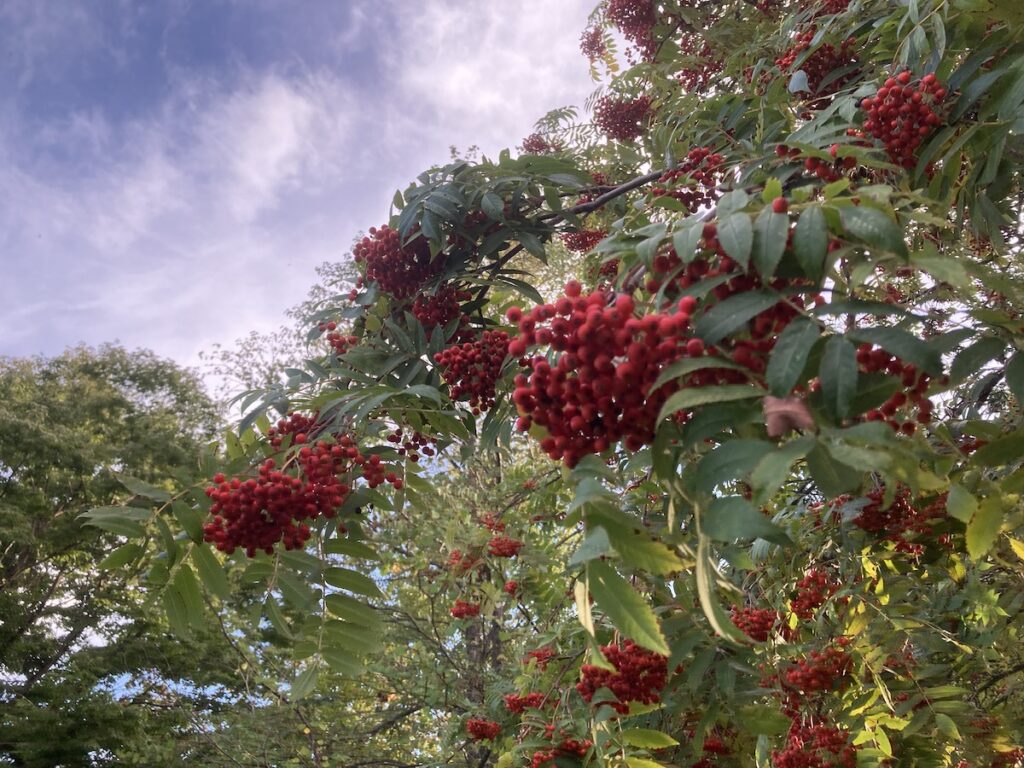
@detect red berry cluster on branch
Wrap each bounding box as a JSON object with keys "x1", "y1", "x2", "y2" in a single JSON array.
[
  {"x1": 594, "y1": 95, "x2": 652, "y2": 142},
  {"x1": 412, "y1": 285, "x2": 472, "y2": 340},
  {"x1": 488, "y1": 535, "x2": 524, "y2": 557},
  {"x1": 447, "y1": 549, "x2": 481, "y2": 573},
  {"x1": 504, "y1": 692, "x2": 546, "y2": 713},
  {"x1": 782, "y1": 644, "x2": 853, "y2": 696},
  {"x1": 435, "y1": 330, "x2": 510, "y2": 414},
  {"x1": 353, "y1": 225, "x2": 446, "y2": 300},
  {"x1": 576, "y1": 641, "x2": 668, "y2": 714},
  {"x1": 531, "y1": 738, "x2": 592, "y2": 768},
  {"x1": 731, "y1": 606, "x2": 783, "y2": 642},
  {"x1": 525, "y1": 647, "x2": 555, "y2": 669},
  {"x1": 521, "y1": 133, "x2": 561, "y2": 154},
  {"x1": 810, "y1": 0, "x2": 852, "y2": 17},
  {"x1": 317, "y1": 321, "x2": 358, "y2": 356},
  {"x1": 203, "y1": 437, "x2": 398, "y2": 556},
  {"x1": 860, "y1": 71, "x2": 947, "y2": 170},
  {"x1": 267, "y1": 411, "x2": 319, "y2": 449},
  {"x1": 857, "y1": 344, "x2": 935, "y2": 433},
  {"x1": 466, "y1": 717, "x2": 501, "y2": 741},
  {"x1": 852, "y1": 486, "x2": 948, "y2": 553},
  {"x1": 580, "y1": 25, "x2": 607, "y2": 62},
  {"x1": 450, "y1": 599, "x2": 481, "y2": 618},
  {"x1": 561, "y1": 229, "x2": 607, "y2": 253},
  {"x1": 773, "y1": 723, "x2": 857, "y2": 768},
  {"x1": 791, "y1": 567, "x2": 840, "y2": 620},
  {"x1": 677, "y1": 34, "x2": 722, "y2": 93},
  {"x1": 653, "y1": 147, "x2": 726, "y2": 211},
  {"x1": 385, "y1": 427, "x2": 436, "y2": 462},
  {"x1": 503, "y1": 579, "x2": 518, "y2": 595},
  {"x1": 776, "y1": 30, "x2": 858, "y2": 96},
  {"x1": 605, "y1": 0, "x2": 657, "y2": 60}
]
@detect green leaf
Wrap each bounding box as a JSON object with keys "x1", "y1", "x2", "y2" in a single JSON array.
[
  {"x1": 946, "y1": 484, "x2": 978, "y2": 524},
  {"x1": 322, "y1": 648, "x2": 364, "y2": 677},
  {"x1": 972, "y1": 429, "x2": 1024, "y2": 467},
  {"x1": 80, "y1": 506, "x2": 148, "y2": 538},
  {"x1": 624, "y1": 759, "x2": 665, "y2": 768},
  {"x1": 793, "y1": 204, "x2": 828, "y2": 280},
  {"x1": 658, "y1": 385, "x2": 763, "y2": 424},
  {"x1": 481, "y1": 191, "x2": 504, "y2": 220},
  {"x1": 752, "y1": 207, "x2": 788, "y2": 278},
  {"x1": 950, "y1": 337, "x2": 1004, "y2": 384},
  {"x1": 324, "y1": 567, "x2": 384, "y2": 599},
  {"x1": 290, "y1": 665, "x2": 319, "y2": 702},
  {"x1": 1005, "y1": 352, "x2": 1024, "y2": 405},
  {"x1": 325, "y1": 594, "x2": 382, "y2": 630},
  {"x1": 569, "y1": 527, "x2": 612, "y2": 567},
  {"x1": 695, "y1": 291, "x2": 780, "y2": 346},
  {"x1": 738, "y1": 705, "x2": 793, "y2": 736},
  {"x1": 806, "y1": 443, "x2": 862, "y2": 497},
  {"x1": 966, "y1": 497, "x2": 1002, "y2": 559},
  {"x1": 192, "y1": 545, "x2": 231, "y2": 600},
  {"x1": 766, "y1": 318, "x2": 821, "y2": 396},
  {"x1": 762, "y1": 178, "x2": 783, "y2": 203},
  {"x1": 717, "y1": 213, "x2": 753, "y2": 269},
  {"x1": 98, "y1": 542, "x2": 144, "y2": 570},
  {"x1": 703, "y1": 496, "x2": 791, "y2": 546},
  {"x1": 819, "y1": 337, "x2": 858, "y2": 420},
  {"x1": 162, "y1": 585, "x2": 191, "y2": 637},
  {"x1": 115, "y1": 473, "x2": 171, "y2": 503},
  {"x1": 696, "y1": 440, "x2": 773, "y2": 493},
  {"x1": 603, "y1": 526, "x2": 685, "y2": 576},
  {"x1": 324, "y1": 537, "x2": 382, "y2": 560},
  {"x1": 621, "y1": 729, "x2": 679, "y2": 748},
  {"x1": 839, "y1": 206, "x2": 907, "y2": 257},
  {"x1": 849, "y1": 327, "x2": 942, "y2": 376},
  {"x1": 650, "y1": 355, "x2": 747, "y2": 394},
  {"x1": 695, "y1": 535, "x2": 750, "y2": 645},
  {"x1": 172, "y1": 501, "x2": 204, "y2": 543},
  {"x1": 587, "y1": 560, "x2": 669, "y2": 656},
  {"x1": 750, "y1": 436, "x2": 815, "y2": 505},
  {"x1": 172, "y1": 563, "x2": 206, "y2": 629}
]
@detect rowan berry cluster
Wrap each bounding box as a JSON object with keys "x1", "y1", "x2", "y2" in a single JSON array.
[
  {"x1": 731, "y1": 606, "x2": 782, "y2": 642},
  {"x1": 773, "y1": 723, "x2": 856, "y2": 768},
  {"x1": 203, "y1": 437, "x2": 399, "y2": 556},
  {"x1": 267, "y1": 411, "x2": 319, "y2": 449},
  {"x1": 385, "y1": 427, "x2": 436, "y2": 462},
  {"x1": 317, "y1": 321, "x2": 358, "y2": 356},
  {"x1": 525, "y1": 647, "x2": 555, "y2": 669},
  {"x1": 447, "y1": 549, "x2": 480, "y2": 573},
  {"x1": 531, "y1": 738, "x2": 592, "y2": 768},
  {"x1": 509, "y1": 285, "x2": 696, "y2": 465},
  {"x1": 487, "y1": 535, "x2": 524, "y2": 557},
  {"x1": 412, "y1": 285, "x2": 472, "y2": 340},
  {"x1": 594, "y1": 95, "x2": 652, "y2": 142},
  {"x1": 450, "y1": 599, "x2": 481, "y2": 618},
  {"x1": 652, "y1": 147, "x2": 726, "y2": 212},
  {"x1": 466, "y1": 718, "x2": 501, "y2": 740},
  {"x1": 521, "y1": 133, "x2": 561, "y2": 154},
  {"x1": 561, "y1": 229, "x2": 607, "y2": 253},
  {"x1": 860, "y1": 71, "x2": 947, "y2": 169},
  {"x1": 580, "y1": 25, "x2": 607, "y2": 62},
  {"x1": 503, "y1": 580, "x2": 518, "y2": 595},
  {"x1": 791, "y1": 568, "x2": 839, "y2": 620},
  {"x1": 353, "y1": 225, "x2": 445, "y2": 299},
  {"x1": 776, "y1": 144, "x2": 856, "y2": 183},
  {"x1": 691, "y1": 732, "x2": 732, "y2": 768},
  {"x1": 435, "y1": 330, "x2": 510, "y2": 414},
  {"x1": 810, "y1": 0, "x2": 853, "y2": 17},
  {"x1": 857, "y1": 344, "x2": 935, "y2": 433},
  {"x1": 852, "y1": 486, "x2": 948, "y2": 553},
  {"x1": 576, "y1": 641, "x2": 668, "y2": 714},
  {"x1": 605, "y1": 0, "x2": 657, "y2": 60},
  {"x1": 504, "y1": 692, "x2": 546, "y2": 713},
  {"x1": 678, "y1": 35, "x2": 722, "y2": 93},
  {"x1": 782, "y1": 644, "x2": 853, "y2": 695},
  {"x1": 776, "y1": 30, "x2": 858, "y2": 96}
]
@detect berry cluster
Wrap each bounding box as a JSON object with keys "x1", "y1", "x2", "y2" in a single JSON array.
[
  {"x1": 504, "y1": 692, "x2": 546, "y2": 713},
  {"x1": 791, "y1": 568, "x2": 839, "y2": 620},
  {"x1": 776, "y1": 30, "x2": 858, "y2": 96},
  {"x1": 317, "y1": 321, "x2": 359, "y2": 356},
  {"x1": 852, "y1": 486, "x2": 948, "y2": 553},
  {"x1": 605, "y1": 0, "x2": 657, "y2": 60},
  {"x1": 576, "y1": 641, "x2": 668, "y2": 714},
  {"x1": 594, "y1": 95, "x2": 652, "y2": 142},
  {"x1": 203, "y1": 437, "x2": 398, "y2": 556},
  {"x1": 435, "y1": 330, "x2": 510, "y2": 414},
  {"x1": 521, "y1": 133, "x2": 561, "y2": 154},
  {"x1": 731, "y1": 606, "x2": 783, "y2": 642},
  {"x1": 353, "y1": 225, "x2": 446, "y2": 300},
  {"x1": 466, "y1": 718, "x2": 501, "y2": 741},
  {"x1": 691, "y1": 732, "x2": 733, "y2": 768},
  {"x1": 531, "y1": 738, "x2": 592, "y2": 768},
  {"x1": 267, "y1": 411, "x2": 319, "y2": 449},
  {"x1": 447, "y1": 549, "x2": 481, "y2": 573},
  {"x1": 524, "y1": 647, "x2": 555, "y2": 669},
  {"x1": 773, "y1": 723, "x2": 856, "y2": 768},
  {"x1": 503, "y1": 579, "x2": 518, "y2": 595},
  {"x1": 776, "y1": 143, "x2": 858, "y2": 183},
  {"x1": 488, "y1": 534, "x2": 524, "y2": 557},
  {"x1": 810, "y1": 0, "x2": 852, "y2": 17},
  {"x1": 385, "y1": 427, "x2": 437, "y2": 462},
  {"x1": 450, "y1": 599, "x2": 481, "y2": 618},
  {"x1": 509, "y1": 286, "x2": 695, "y2": 465},
  {"x1": 479, "y1": 511, "x2": 505, "y2": 531},
  {"x1": 677, "y1": 34, "x2": 722, "y2": 93},
  {"x1": 857, "y1": 344, "x2": 935, "y2": 433},
  {"x1": 782, "y1": 644, "x2": 853, "y2": 696},
  {"x1": 561, "y1": 229, "x2": 607, "y2": 253},
  {"x1": 652, "y1": 147, "x2": 726, "y2": 212},
  {"x1": 860, "y1": 72, "x2": 947, "y2": 169},
  {"x1": 412, "y1": 285, "x2": 472, "y2": 340},
  {"x1": 580, "y1": 25, "x2": 607, "y2": 62}
]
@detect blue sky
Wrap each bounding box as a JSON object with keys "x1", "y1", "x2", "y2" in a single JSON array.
[{"x1": 1, "y1": 0, "x2": 596, "y2": 364}]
